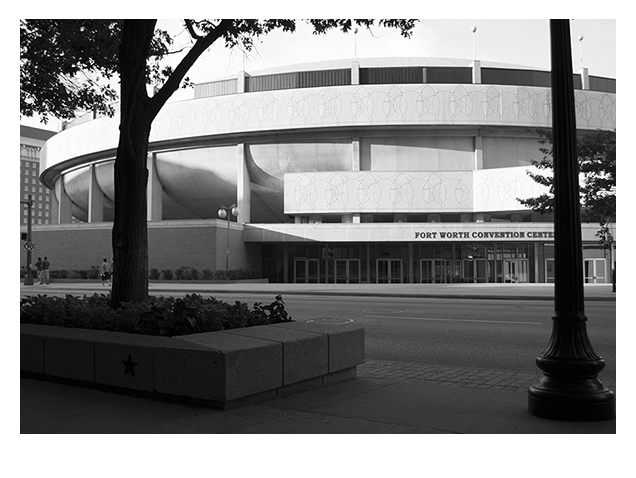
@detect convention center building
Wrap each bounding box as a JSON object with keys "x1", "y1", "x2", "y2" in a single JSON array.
[{"x1": 32, "y1": 57, "x2": 616, "y2": 284}]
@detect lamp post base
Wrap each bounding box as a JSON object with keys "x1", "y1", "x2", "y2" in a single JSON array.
[{"x1": 528, "y1": 376, "x2": 615, "y2": 421}]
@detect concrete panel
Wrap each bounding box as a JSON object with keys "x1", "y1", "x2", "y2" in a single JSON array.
[
  {"x1": 284, "y1": 168, "x2": 547, "y2": 215},
  {"x1": 20, "y1": 324, "x2": 60, "y2": 374},
  {"x1": 225, "y1": 325, "x2": 328, "y2": 385},
  {"x1": 154, "y1": 332, "x2": 282, "y2": 402},
  {"x1": 44, "y1": 328, "x2": 110, "y2": 382},
  {"x1": 153, "y1": 337, "x2": 227, "y2": 401},
  {"x1": 271, "y1": 322, "x2": 365, "y2": 373},
  {"x1": 95, "y1": 332, "x2": 168, "y2": 392}
]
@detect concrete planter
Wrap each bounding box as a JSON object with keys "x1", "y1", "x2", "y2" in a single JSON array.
[{"x1": 20, "y1": 321, "x2": 364, "y2": 409}]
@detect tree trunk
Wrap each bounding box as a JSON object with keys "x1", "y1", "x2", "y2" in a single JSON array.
[
  {"x1": 110, "y1": 20, "x2": 156, "y2": 307},
  {"x1": 108, "y1": 19, "x2": 232, "y2": 307}
]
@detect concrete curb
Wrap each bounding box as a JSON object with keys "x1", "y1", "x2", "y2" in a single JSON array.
[{"x1": 20, "y1": 286, "x2": 616, "y2": 302}]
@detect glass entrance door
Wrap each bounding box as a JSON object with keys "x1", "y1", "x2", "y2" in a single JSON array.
[
  {"x1": 335, "y1": 259, "x2": 360, "y2": 284},
  {"x1": 545, "y1": 258, "x2": 555, "y2": 283},
  {"x1": 377, "y1": 259, "x2": 402, "y2": 284},
  {"x1": 584, "y1": 258, "x2": 606, "y2": 283},
  {"x1": 294, "y1": 258, "x2": 319, "y2": 283},
  {"x1": 420, "y1": 259, "x2": 447, "y2": 283},
  {"x1": 462, "y1": 259, "x2": 489, "y2": 283},
  {"x1": 503, "y1": 259, "x2": 528, "y2": 283}
]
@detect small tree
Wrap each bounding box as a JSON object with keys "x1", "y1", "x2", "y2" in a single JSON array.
[
  {"x1": 519, "y1": 128, "x2": 616, "y2": 277},
  {"x1": 21, "y1": 19, "x2": 417, "y2": 307},
  {"x1": 518, "y1": 128, "x2": 616, "y2": 221}
]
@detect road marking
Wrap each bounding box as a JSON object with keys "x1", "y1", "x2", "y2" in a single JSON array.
[
  {"x1": 362, "y1": 315, "x2": 542, "y2": 325},
  {"x1": 306, "y1": 318, "x2": 355, "y2": 324}
]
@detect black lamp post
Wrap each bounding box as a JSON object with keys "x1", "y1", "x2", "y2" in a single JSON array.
[
  {"x1": 527, "y1": 20, "x2": 615, "y2": 420},
  {"x1": 218, "y1": 204, "x2": 239, "y2": 280},
  {"x1": 21, "y1": 195, "x2": 34, "y2": 286}
]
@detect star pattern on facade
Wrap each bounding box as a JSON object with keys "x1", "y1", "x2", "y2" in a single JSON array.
[{"x1": 122, "y1": 353, "x2": 138, "y2": 376}]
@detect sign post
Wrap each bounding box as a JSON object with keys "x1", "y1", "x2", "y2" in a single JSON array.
[{"x1": 20, "y1": 195, "x2": 34, "y2": 286}]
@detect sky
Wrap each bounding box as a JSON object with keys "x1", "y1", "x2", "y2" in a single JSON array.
[
  {"x1": 19, "y1": 18, "x2": 616, "y2": 132},
  {"x1": 166, "y1": 19, "x2": 616, "y2": 80}
]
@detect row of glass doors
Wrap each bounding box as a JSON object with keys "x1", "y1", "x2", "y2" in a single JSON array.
[
  {"x1": 294, "y1": 258, "x2": 364, "y2": 283},
  {"x1": 545, "y1": 258, "x2": 607, "y2": 283},
  {"x1": 294, "y1": 258, "x2": 530, "y2": 283},
  {"x1": 270, "y1": 242, "x2": 610, "y2": 284},
  {"x1": 294, "y1": 258, "x2": 403, "y2": 283},
  {"x1": 420, "y1": 259, "x2": 528, "y2": 283}
]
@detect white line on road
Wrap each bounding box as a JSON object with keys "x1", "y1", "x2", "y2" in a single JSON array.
[{"x1": 362, "y1": 315, "x2": 543, "y2": 325}]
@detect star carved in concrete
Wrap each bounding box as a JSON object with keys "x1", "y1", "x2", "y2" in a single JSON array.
[{"x1": 122, "y1": 353, "x2": 138, "y2": 376}]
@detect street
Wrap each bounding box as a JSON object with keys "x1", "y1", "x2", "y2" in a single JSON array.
[
  {"x1": 20, "y1": 285, "x2": 616, "y2": 386},
  {"x1": 210, "y1": 293, "x2": 616, "y2": 384}
]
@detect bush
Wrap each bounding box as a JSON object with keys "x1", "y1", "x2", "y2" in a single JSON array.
[
  {"x1": 87, "y1": 266, "x2": 100, "y2": 280},
  {"x1": 51, "y1": 270, "x2": 68, "y2": 279},
  {"x1": 161, "y1": 269, "x2": 173, "y2": 280},
  {"x1": 252, "y1": 295, "x2": 291, "y2": 324},
  {"x1": 22, "y1": 267, "x2": 262, "y2": 281},
  {"x1": 175, "y1": 266, "x2": 199, "y2": 280},
  {"x1": 200, "y1": 269, "x2": 214, "y2": 280},
  {"x1": 20, "y1": 268, "x2": 38, "y2": 279},
  {"x1": 67, "y1": 270, "x2": 82, "y2": 279},
  {"x1": 20, "y1": 293, "x2": 292, "y2": 337}
]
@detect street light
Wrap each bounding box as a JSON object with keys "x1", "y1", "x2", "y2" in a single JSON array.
[
  {"x1": 527, "y1": 20, "x2": 615, "y2": 421},
  {"x1": 218, "y1": 204, "x2": 239, "y2": 280},
  {"x1": 20, "y1": 195, "x2": 34, "y2": 286}
]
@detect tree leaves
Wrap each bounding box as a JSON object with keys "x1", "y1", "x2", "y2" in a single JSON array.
[{"x1": 518, "y1": 128, "x2": 616, "y2": 221}]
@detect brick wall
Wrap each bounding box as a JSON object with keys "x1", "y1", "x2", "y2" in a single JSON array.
[{"x1": 19, "y1": 220, "x2": 260, "y2": 274}]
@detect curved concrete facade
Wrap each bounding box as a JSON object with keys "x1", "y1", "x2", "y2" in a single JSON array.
[
  {"x1": 41, "y1": 58, "x2": 615, "y2": 224},
  {"x1": 36, "y1": 57, "x2": 616, "y2": 284}
]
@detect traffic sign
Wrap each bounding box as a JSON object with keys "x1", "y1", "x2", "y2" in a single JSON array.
[{"x1": 23, "y1": 240, "x2": 35, "y2": 252}]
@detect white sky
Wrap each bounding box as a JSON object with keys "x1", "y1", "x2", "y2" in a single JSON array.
[
  {"x1": 166, "y1": 19, "x2": 616, "y2": 80},
  {"x1": 19, "y1": 17, "x2": 616, "y2": 132}
]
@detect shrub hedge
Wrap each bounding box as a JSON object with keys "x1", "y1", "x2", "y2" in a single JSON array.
[
  {"x1": 20, "y1": 293, "x2": 291, "y2": 337},
  {"x1": 21, "y1": 267, "x2": 261, "y2": 281}
]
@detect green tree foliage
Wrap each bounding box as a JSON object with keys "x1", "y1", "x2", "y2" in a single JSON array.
[
  {"x1": 20, "y1": 19, "x2": 417, "y2": 306},
  {"x1": 518, "y1": 128, "x2": 616, "y2": 221},
  {"x1": 20, "y1": 20, "x2": 121, "y2": 122}
]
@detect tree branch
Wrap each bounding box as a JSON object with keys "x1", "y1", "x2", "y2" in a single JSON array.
[{"x1": 148, "y1": 19, "x2": 233, "y2": 119}]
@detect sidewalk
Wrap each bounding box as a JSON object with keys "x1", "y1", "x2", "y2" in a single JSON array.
[
  {"x1": 20, "y1": 281, "x2": 616, "y2": 433},
  {"x1": 21, "y1": 364, "x2": 615, "y2": 434},
  {"x1": 20, "y1": 280, "x2": 617, "y2": 301}
]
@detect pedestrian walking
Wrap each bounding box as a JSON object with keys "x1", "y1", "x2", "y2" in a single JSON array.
[
  {"x1": 42, "y1": 257, "x2": 50, "y2": 285},
  {"x1": 35, "y1": 257, "x2": 43, "y2": 284},
  {"x1": 109, "y1": 257, "x2": 114, "y2": 286},
  {"x1": 99, "y1": 258, "x2": 110, "y2": 287}
]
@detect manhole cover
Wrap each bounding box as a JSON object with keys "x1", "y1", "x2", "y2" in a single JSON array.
[{"x1": 305, "y1": 317, "x2": 354, "y2": 325}]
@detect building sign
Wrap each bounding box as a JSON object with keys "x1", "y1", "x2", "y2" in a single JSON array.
[
  {"x1": 245, "y1": 222, "x2": 567, "y2": 243},
  {"x1": 414, "y1": 230, "x2": 555, "y2": 240}
]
